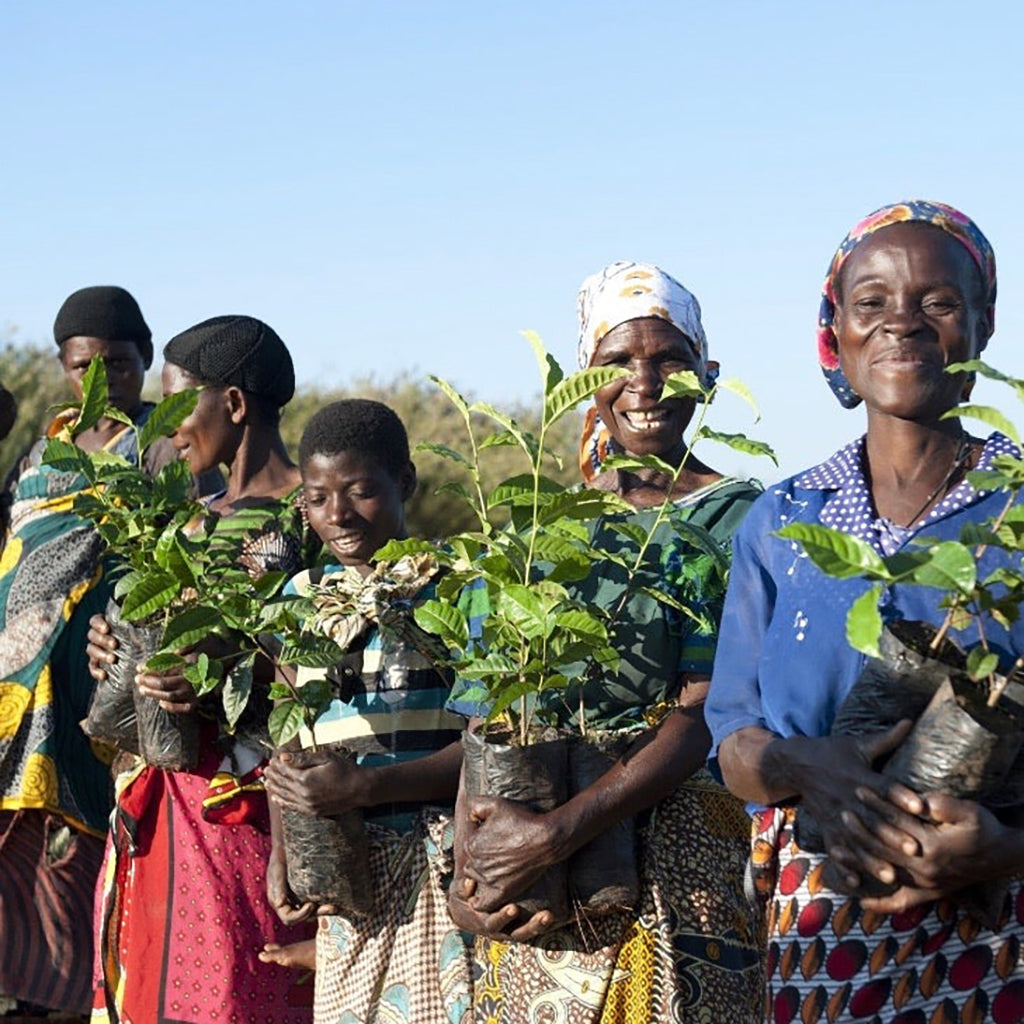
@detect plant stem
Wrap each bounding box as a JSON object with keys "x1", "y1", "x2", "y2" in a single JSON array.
[{"x1": 988, "y1": 654, "x2": 1024, "y2": 709}]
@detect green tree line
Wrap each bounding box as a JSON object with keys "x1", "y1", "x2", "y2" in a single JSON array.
[{"x1": 0, "y1": 341, "x2": 582, "y2": 538}]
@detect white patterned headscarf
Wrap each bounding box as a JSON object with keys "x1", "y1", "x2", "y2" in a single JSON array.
[{"x1": 575, "y1": 261, "x2": 713, "y2": 481}]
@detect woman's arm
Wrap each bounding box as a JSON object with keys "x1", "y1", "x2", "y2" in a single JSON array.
[{"x1": 263, "y1": 739, "x2": 463, "y2": 817}]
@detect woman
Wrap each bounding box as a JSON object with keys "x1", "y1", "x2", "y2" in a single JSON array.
[
  {"x1": 87, "y1": 315, "x2": 318, "y2": 1024},
  {"x1": 448, "y1": 262, "x2": 765, "y2": 1022},
  {"x1": 0, "y1": 285, "x2": 199, "y2": 1018},
  {"x1": 262, "y1": 399, "x2": 474, "y2": 1024},
  {"x1": 706, "y1": 201, "x2": 1024, "y2": 1022}
]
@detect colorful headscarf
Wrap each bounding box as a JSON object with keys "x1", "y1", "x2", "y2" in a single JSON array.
[
  {"x1": 576, "y1": 261, "x2": 713, "y2": 481},
  {"x1": 817, "y1": 200, "x2": 997, "y2": 408}
]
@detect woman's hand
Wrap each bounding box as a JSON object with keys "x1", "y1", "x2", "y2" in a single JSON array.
[
  {"x1": 461, "y1": 796, "x2": 567, "y2": 913},
  {"x1": 266, "y1": 840, "x2": 316, "y2": 925},
  {"x1": 447, "y1": 875, "x2": 556, "y2": 941},
  {"x1": 773, "y1": 722, "x2": 919, "y2": 887},
  {"x1": 134, "y1": 664, "x2": 198, "y2": 714},
  {"x1": 831, "y1": 787, "x2": 1024, "y2": 911},
  {"x1": 87, "y1": 614, "x2": 118, "y2": 683},
  {"x1": 263, "y1": 750, "x2": 370, "y2": 817}
]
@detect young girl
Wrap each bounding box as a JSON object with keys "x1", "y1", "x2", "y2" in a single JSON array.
[{"x1": 263, "y1": 399, "x2": 473, "y2": 1024}]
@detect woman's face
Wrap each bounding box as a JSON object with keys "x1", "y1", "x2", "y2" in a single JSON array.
[
  {"x1": 161, "y1": 362, "x2": 239, "y2": 475},
  {"x1": 833, "y1": 222, "x2": 992, "y2": 421},
  {"x1": 60, "y1": 336, "x2": 146, "y2": 416},
  {"x1": 302, "y1": 451, "x2": 414, "y2": 568},
  {"x1": 590, "y1": 317, "x2": 701, "y2": 459}
]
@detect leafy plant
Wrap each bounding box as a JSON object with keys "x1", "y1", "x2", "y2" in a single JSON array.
[
  {"x1": 377, "y1": 332, "x2": 775, "y2": 745},
  {"x1": 777, "y1": 360, "x2": 1024, "y2": 706},
  {"x1": 41, "y1": 357, "x2": 311, "y2": 732}
]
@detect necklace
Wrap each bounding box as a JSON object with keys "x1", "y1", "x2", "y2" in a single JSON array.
[{"x1": 897, "y1": 430, "x2": 972, "y2": 528}]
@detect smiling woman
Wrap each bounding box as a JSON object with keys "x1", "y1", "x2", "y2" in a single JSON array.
[
  {"x1": 446, "y1": 262, "x2": 766, "y2": 1024},
  {"x1": 705, "y1": 202, "x2": 1024, "y2": 1024}
]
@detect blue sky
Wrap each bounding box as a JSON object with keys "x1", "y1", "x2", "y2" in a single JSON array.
[{"x1": 3, "y1": 1, "x2": 1023, "y2": 480}]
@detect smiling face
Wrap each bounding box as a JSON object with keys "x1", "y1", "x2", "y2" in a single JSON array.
[
  {"x1": 590, "y1": 317, "x2": 701, "y2": 460},
  {"x1": 301, "y1": 450, "x2": 415, "y2": 569},
  {"x1": 161, "y1": 361, "x2": 241, "y2": 475},
  {"x1": 833, "y1": 222, "x2": 992, "y2": 421},
  {"x1": 60, "y1": 336, "x2": 146, "y2": 415}
]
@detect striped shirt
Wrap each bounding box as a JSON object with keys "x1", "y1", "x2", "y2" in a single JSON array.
[{"x1": 284, "y1": 564, "x2": 464, "y2": 830}]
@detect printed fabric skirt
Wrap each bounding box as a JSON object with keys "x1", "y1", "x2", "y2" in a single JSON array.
[
  {"x1": 0, "y1": 809, "x2": 105, "y2": 1014},
  {"x1": 753, "y1": 806, "x2": 1024, "y2": 1024},
  {"x1": 471, "y1": 769, "x2": 766, "y2": 1024},
  {"x1": 314, "y1": 810, "x2": 474, "y2": 1024},
  {"x1": 91, "y1": 746, "x2": 314, "y2": 1024}
]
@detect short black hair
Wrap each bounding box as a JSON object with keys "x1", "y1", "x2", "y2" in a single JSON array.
[{"x1": 299, "y1": 399, "x2": 410, "y2": 477}]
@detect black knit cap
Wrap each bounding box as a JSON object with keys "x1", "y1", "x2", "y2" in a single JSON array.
[
  {"x1": 163, "y1": 315, "x2": 295, "y2": 407},
  {"x1": 53, "y1": 285, "x2": 153, "y2": 368}
]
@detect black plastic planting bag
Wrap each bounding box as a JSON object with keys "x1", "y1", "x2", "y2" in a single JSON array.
[
  {"x1": 81, "y1": 599, "x2": 144, "y2": 754},
  {"x1": 567, "y1": 736, "x2": 639, "y2": 916},
  {"x1": 281, "y1": 746, "x2": 373, "y2": 917},
  {"x1": 461, "y1": 730, "x2": 570, "y2": 921}
]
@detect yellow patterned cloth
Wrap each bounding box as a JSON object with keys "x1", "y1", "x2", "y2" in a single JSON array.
[{"x1": 471, "y1": 771, "x2": 765, "y2": 1024}]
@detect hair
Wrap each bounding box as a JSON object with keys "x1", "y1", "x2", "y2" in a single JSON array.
[
  {"x1": 299, "y1": 399, "x2": 410, "y2": 478},
  {"x1": 165, "y1": 361, "x2": 282, "y2": 428}
]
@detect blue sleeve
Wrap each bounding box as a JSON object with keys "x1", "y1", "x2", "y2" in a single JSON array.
[
  {"x1": 444, "y1": 579, "x2": 492, "y2": 718},
  {"x1": 705, "y1": 499, "x2": 778, "y2": 760}
]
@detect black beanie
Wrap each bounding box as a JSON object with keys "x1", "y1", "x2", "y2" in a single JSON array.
[
  {"x1": 163, "y1": 315, "x2": 295, "y2": 407},
  {"x1": 53, "y1": 286, "x2": 153, "y2": 368}
]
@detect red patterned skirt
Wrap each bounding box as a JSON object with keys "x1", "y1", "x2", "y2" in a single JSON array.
[{"x1": 752, "y1": 807, "x2": 1024, "y2": 1024}]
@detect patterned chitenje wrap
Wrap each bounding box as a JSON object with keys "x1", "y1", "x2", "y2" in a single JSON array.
[
  {"x1": 576, "y1": 260, "x2": 714, "y2": 482},
  {"x1": 817, "y1": 199, "x2": 997, "y2": 408},
  {"x1": 0, "y1": 411, "x2": 145, "y2": 835}
]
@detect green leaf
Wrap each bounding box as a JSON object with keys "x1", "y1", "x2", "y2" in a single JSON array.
[
  {"x1": 497, "y1": 584, "x2": 553, "y2": 638},
  {"x1": 414, "y1": 441, "x2": 470, "y2": 467},
  {"x1": 162, "y1": 605, "x2": 224, "y2": 650},
  {"x1": 119, "y1": 571, "x2": 181, "y2": 621},
  {"x1": 693, "y1": 426, "x2": 778, "y2": 465},
  {"x1": 941, "y1": 404, "x2": 1020, "y2": 445},
  {"x1": 145, "y1": 651, "x2": 186, "y2": 673},
  {"x1": 537, "y1": 488, "x2": 634, "y2": 526},
  {"x1": 552, "y1": 609, "x2": 607, "y2": 642},
  {"x1": 777, "y1": 523, "x2": 891, "y2": 580},
  {"x1": 479, "y1": 431, "x2": 520, "y2": 450},
  {"x1": 523, "y1": 329, "x2": 564, "y2": 392},
  {"x1": 544, "y1": 366, "x2": 631, "y2": 427},
  {"x1": 660, "y1": 370, "x2": 705, "y2": 400},
  {"x1": 74, "y1": 357, "x2": 110, "y2": 434},
  {"x1": 41, "y1": 438, "x2": 94, "y2": 478},
  {"x1": 222, "y1": 659, "x2": 253, "y2": 729},
  {"x1": 947, "y1": 360, "x2": 1024, "y2": 403},
  {"x1": 486, "y1": 473, "x2": 563, "y2": 509},
  {"x1": 413, "y1": 600, "x2": 469, "y2": 651},
  {"x1": 845, "y1": 584, "x2": 885, "y2": 658},
  {"x1": 183, "y1": 652, "x2": 222, "y2": 696},
  {"x1": 600, "y1": 453, "x2": 677, "y2": 476},
  {"x1": 453, "y1": 653, "x2": 520, "y2": 681},
  {"x1": 298, "y1": 677, "x2": 333, "y2": 712},
  {"x1": 966, "y1": 646, "x2": 1000, "y2": 681},
  {"x1": 268, "y1": 701, "x2": 307, "y2": 747},
  {"x1": 138, "y1": 388, "x2": 200, "y2": 453},
  {"x1": 715, "y1": 377, "x2": 761, "y2": 421},
  {"x1": 428, "y1": 374, "x2": 474, "y2": 435},
  {"x1": 469, "y1": 401, "x2": 537, "y2": 460},
  {"x1": 280, "y1": 637, "x2": 345, "y2": 668},
  {"x1": 887, "y1": 541, "x2": 977, "y2": 597}
]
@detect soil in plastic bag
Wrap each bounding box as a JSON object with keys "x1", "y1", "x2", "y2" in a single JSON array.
[
  {"x1": 567, "y1": 736, "x2": 638, "y2": 916},
  {"x1": 81, "y1": 599, "x2": 145, "y2": 754},
  {"x1": 281, "y1": 746, "x2": 373, "y2": 916},
  {"x1": 133, "y1": 626, "x2": 200, "y2": 770},
  {"x1": 461, "y1": 729, "x2": 570, "y2": 921}
]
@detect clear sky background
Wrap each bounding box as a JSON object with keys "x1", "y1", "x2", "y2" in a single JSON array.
[{"x1": 3, "y1": 0, "x2": 1023, "y2": 481}]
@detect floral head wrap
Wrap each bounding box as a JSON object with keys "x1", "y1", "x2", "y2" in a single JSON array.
[
  {"x1": 576, "y1": 261, "x2": 713, "y2": 481},
  {"x1": 817, "y1": 200, "x2": 997, "y2": 408}
]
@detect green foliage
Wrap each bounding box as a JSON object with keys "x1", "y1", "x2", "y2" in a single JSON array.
[
  {"x1": 778, "y1": 361, "x2": 1024, "y2": 695},
  {"x1": 385, "y1": 333, "x2": 774, "y2": 744}
]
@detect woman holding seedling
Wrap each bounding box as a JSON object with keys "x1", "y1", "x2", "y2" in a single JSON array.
[
  {"x1": 87, "y1": 315, "x2": 317, "y2": 1024},
  {"x1": 707, "y1": 202, "x2": 1024, "y2": 1021},
  {"x1": 448, "y1": 262, "x2": 765, "y2": 1023}
]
